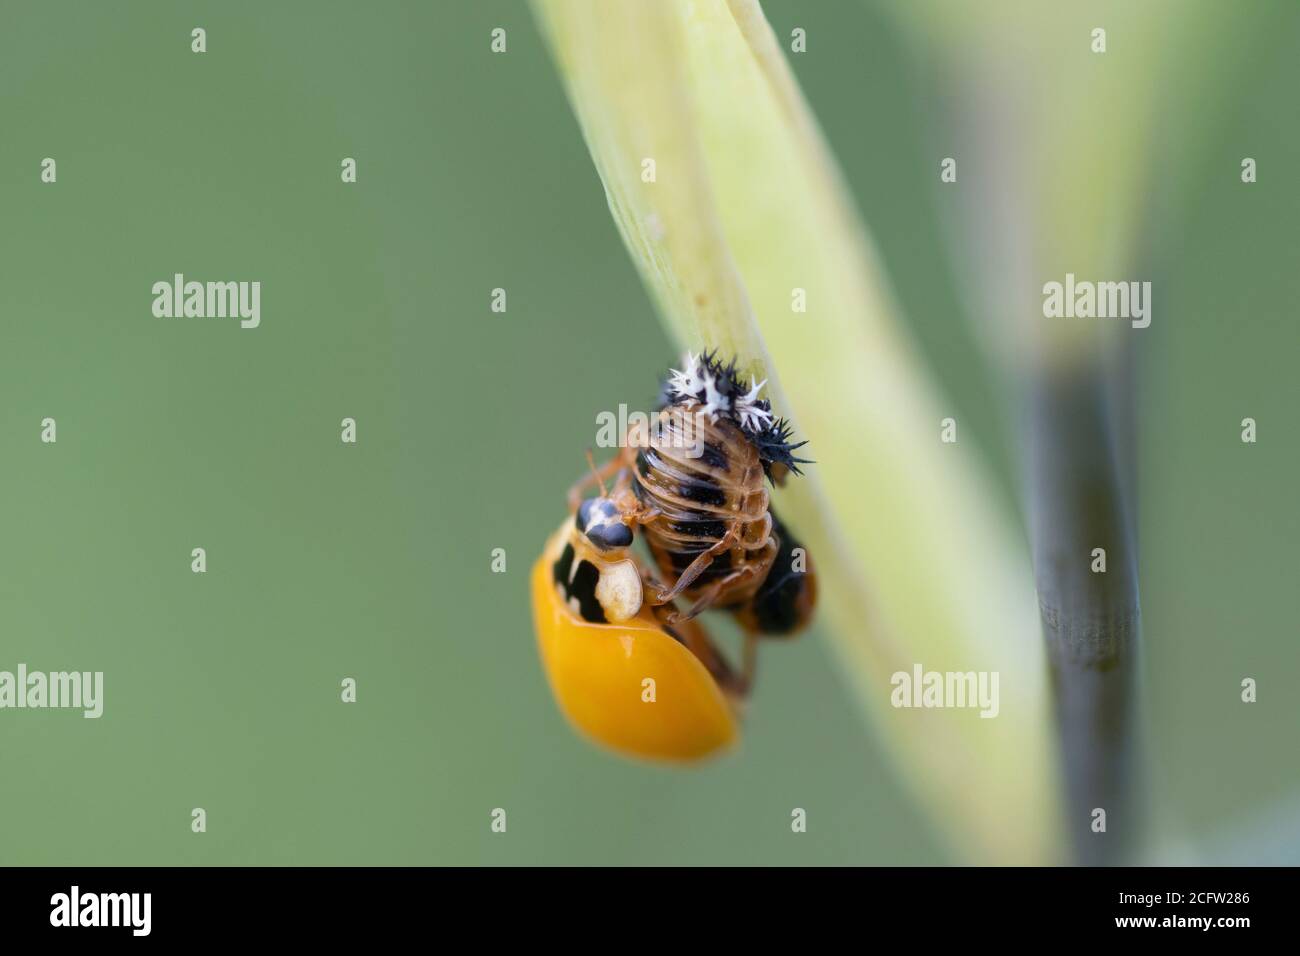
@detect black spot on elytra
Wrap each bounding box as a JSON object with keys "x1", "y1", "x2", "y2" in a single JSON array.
[
  {"x1": 552, "y1": 543, "x2": 575, "y2": 585},
  {"x1": 569, "y1": 560, "x2": 606, "y2": 622},
  {"x1": 552, "y1": 544, "x2": 606, "y2": 623}
]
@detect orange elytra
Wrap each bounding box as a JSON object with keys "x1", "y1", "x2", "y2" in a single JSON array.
[{"x1": 531, "y1": 521, "x2": 739, "y2": 763}]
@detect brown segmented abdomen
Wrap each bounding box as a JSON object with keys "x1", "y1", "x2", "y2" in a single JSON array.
[{"x1": 631, "y1": 405, "x2": 776, "y2": 605}]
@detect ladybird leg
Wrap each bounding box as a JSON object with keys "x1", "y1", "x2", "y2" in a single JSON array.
[
  {"x1": 646, "y1": 520, "x2": 741, "y2": 606},
  {"x1": 651, "y1": 603, "x2": 710, "y2": 663},
  {"x1": 656, "y1": 604, "x2": 749, "y2": 700},
  {"x1": 565, "y1": 452, "x2": 626, "y2": 512},
  {"x1": 734, "y1": 632, "x2": 759, "y2": 698},
  {"x1": 638, "y1": 564, "x2": 676, "y2": 605}
]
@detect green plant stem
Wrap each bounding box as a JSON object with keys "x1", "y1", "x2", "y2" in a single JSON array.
[{"x1": 533, "y1": 0, "x2": 1057, "y2": 862}]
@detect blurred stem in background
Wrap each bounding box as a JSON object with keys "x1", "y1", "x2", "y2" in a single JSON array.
[
  {"x1": 534, "y1": 0, "x2": 1057, "y2": 862},
  {"x1": 883, "y1": 0, "x2": 1258, "y2": 861},
  {"x1": 1027, "y1": 361, "x2": 1142, "y2": 863}
]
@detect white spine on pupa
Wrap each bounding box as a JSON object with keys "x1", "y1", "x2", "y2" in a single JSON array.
[
  {"x1": 668, "y1": 352, "x2": 773, "y2": 431},
  {"x1": 734, "y1": 377, "x2": 772, "y2": 432},
  {"x1": 667, "y1": 352, "x2": 709, "y2": 408}
]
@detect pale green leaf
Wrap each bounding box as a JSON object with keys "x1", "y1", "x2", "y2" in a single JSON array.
[{"x1": 534, "y1": 0, "x2": 1059, "y2": 862}]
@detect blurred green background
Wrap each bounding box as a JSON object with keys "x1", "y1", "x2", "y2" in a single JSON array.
[{"x1": 1, "y1": 0, "x2": 1295, "y2": 864}]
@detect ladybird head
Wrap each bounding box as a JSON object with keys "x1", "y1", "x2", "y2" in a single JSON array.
[
  {"x1": 575, "y1": 496, "x2": 634, "y2": 552},
  {"x1": 663, "y1": 350, "x2": 812, "y2": 482}
]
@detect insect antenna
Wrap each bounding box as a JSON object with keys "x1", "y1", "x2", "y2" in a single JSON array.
[{"x1": 585, "y1": 448, "x2": 609, "y2": 497}]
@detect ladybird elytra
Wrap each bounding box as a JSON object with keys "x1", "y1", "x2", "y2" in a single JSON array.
[{"x1": 531, "y1": 523, "x2": 740, "y2": 762}]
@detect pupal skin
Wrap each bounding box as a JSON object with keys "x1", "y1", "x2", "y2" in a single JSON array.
[
  {"x1": 530, "y1": 351, "x2": 816, "y2": 762},
  {"x1": 569, "y1": 350, "x2": 818, "y2": 637}
]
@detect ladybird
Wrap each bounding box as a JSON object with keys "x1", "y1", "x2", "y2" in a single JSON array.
[
  {"x1": 531, "y1": 517, "x2": 741, "y2": 762},
  {"x1": 532, "y1": 351, "x2": 815, "y2": 762}
]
